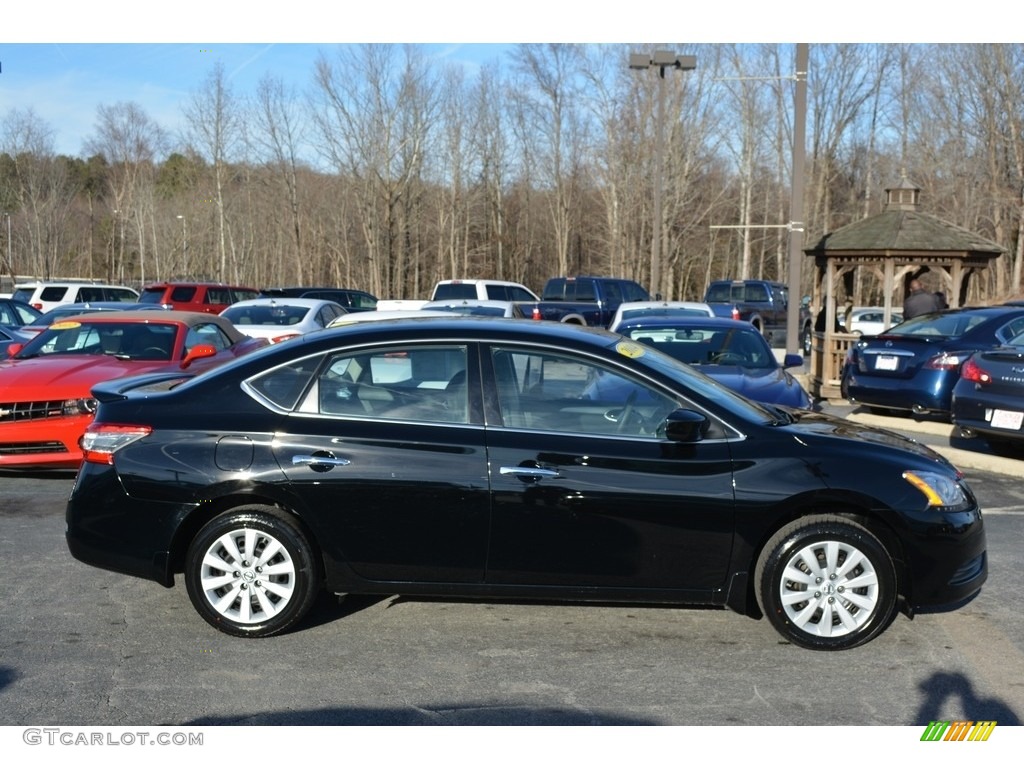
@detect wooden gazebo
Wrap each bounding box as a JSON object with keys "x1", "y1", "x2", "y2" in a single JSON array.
[{"x1": 804, "y1": 176, "x2": 1005, "y2": 399}]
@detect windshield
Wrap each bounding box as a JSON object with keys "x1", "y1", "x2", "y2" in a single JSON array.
[
  {"x1": 624, "y1": 325, "x2": 776, "y2": 369},
  {"x1": 15, "y1": 320, "x2": 178, "y2": 361}
]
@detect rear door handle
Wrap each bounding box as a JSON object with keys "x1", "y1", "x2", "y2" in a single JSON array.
[{"x1": 292, "y1": 454, "x2": 351, "y2": 469}]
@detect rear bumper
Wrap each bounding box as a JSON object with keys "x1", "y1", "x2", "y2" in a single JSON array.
[{"x1": 843, "y1": 369, "x2": 953, "y2": 414}]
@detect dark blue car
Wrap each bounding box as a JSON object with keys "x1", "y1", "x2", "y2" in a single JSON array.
[
  {"x1": 610, "y1": 316, "x2": 812, "y2": 409},
  {"x1": 841, "y1": 306, "x2": 1024, "y2": 418}
]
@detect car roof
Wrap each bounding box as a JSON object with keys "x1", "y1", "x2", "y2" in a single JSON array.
[
  {"x1": 47, "y1": 310, "x2": 247, "y2": 341},
  {"x1": 422, "y1": 299, "x2": 516, "y2": 308},
  {"x1": 616, "y1": 316, "x2": 755, "y2": 331},
  {"x1": 224, "y1": 298, "x2": 343, "y2": 309}
]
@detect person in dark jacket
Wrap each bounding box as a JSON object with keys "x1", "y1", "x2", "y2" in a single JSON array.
[{"x1": 903, "y1": 280, "x2": 943, "y2": 319}]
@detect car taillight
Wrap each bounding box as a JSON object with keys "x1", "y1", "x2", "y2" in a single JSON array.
[
  {"x1": 270, "y1": 333, "x2": 300, "y2": 344},
  {"x1": 923, "y1": 351, "x2": 970, "y2": 371},
  {"x1": 731, "y1": 307, "x2": 740, "y2": 320},
  {"x1": 80, "y1": 423, "x2": 152, "y2": 464},
  {"x1": 960, "y1": 357, "x2": 992, "y2": 384}
]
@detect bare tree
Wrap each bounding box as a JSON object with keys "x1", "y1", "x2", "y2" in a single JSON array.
[
  {"x1": 84, "y1": 101, "x2": 166, "y2": 284},
  {"x1": 1, "y1": 107, "x2": 79, "y2": 278},
  {"x1": 249, "y1": 73, "x2": 309, "y2": 283},
  {"x1": 183, "y1": 62, "x2": 244, "y2": 282}
]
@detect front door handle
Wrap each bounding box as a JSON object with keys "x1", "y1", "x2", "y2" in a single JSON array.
[{"x1": 500, "y1": 466, "x2": 561, "y2": 480}]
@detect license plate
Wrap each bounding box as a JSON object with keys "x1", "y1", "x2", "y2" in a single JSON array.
[
  {"x1": 874, "y1": 355, "x2": 899, "y2": 371},
  {"x1": 991, "y1": 409, "x2": 1024, "y2": 430}
]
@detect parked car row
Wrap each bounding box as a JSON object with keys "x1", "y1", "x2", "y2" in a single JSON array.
[
  {"x1": 1, "y1": 279, "x2": 995, "y2": 649},
  {"x1": 840, "y1": 303, "x2": 1024, "y2": 453}
]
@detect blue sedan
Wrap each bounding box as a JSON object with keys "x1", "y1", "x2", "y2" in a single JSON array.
[
  {"x1": 841, "y1": 306, "x2": 1024, "y2": 419},
  {"x1": 610, "y1": 316, "x2": 812, "y2": 409}
]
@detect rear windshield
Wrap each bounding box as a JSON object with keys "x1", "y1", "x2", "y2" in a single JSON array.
[
  {"x1": 890, "y1": 312, "x2": 989, "y2": 339},
  {"x1": 139, "y1": 289, "x2": 168, "y2": 304},
  {"x1": 432, "y1": 283, "x2": 478, "y2": 301}
]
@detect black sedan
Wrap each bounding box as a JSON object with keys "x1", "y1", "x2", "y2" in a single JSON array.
[
  {"x1": 841, "y1": 306, "x2": 1024, "y2": 418},
  {"x1": 952, "y1": 336, "x2": 1024, "y2": 454},
  {"x1": 66, "y1": 318, "x2": 986, "y2": 651}
]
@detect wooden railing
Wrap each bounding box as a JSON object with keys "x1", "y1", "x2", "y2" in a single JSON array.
[{"x1": 810, "y1": 331, "x2": 859, "y2": 400}]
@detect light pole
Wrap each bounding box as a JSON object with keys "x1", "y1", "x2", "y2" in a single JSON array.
[
  {"x1": 629, "y1": 50, "x2": 696, "y2": 299},
  {"x1": 176, "y1": 215, "x2": 187, "y2": 277}
]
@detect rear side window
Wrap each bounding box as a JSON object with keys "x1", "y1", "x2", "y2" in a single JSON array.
[
  {"x1": 170, "y1": 286, "x2": 197, "y2": 302},
  {"x1": 231, "y1": 289, "x2": 260, "y2": 302},
  {"x1": 40, "y1": 286, "x2": 70, "y2": 302},
  {"x1": 11, "y1": 288, "x2": 34, "y2": 303},
  {"x1": 246, "y1": 355, "x2": 324, "y2": 411}
]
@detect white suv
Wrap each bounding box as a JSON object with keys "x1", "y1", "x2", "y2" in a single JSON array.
[
  {"x1": 430, "y1": 279, "x2": 539, "y2": 302},
  {"x1": 12, "y1": 281, "x2": 140, "y2": 312}
]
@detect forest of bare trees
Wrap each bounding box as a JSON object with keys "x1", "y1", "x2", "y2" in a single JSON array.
[{"x1": 2, "y1": 43, "x2": 1024, "y2": 304}]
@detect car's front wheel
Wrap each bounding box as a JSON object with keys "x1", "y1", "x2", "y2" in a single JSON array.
[
  {"x1": 185, "y1": 506, "x2": 320, "y2": 638},
  {"x1": 755, "y1": 515, "x2": 897, "y2": 650}
]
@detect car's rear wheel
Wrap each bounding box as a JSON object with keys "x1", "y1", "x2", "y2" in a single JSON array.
[
  {"x1": 185, "y1": 506, "x2": 320, "y2": 638},
  {"x1": 755, "y1": 515, "x2": 897, "y2": 650}
]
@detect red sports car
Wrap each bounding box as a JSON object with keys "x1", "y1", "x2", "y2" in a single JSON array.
[{"x1": 0, "y1": 311, "x2": 268, "y2": 469}]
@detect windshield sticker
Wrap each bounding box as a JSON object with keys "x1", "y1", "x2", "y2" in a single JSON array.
[
  {"x1": 49, "y1": 321, "x2": 82, "y2": 330},
  {"x1": 616, "y1": 341, "x2": 646, "y2": 359}
]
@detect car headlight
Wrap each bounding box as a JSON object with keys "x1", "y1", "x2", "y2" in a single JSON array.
[
  {"x1": 62, "y1": 398, "x2": 98, "y2": 416},
  {"x1": 903, "y1": 470, "x2": 967, "y2": 508}
]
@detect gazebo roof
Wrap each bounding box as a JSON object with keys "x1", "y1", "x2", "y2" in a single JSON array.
[
  {"x1": 806, "y1": 208, "x2": 1006, "y2": 255},
  {"x1": 805, "y1": 175, "x2": 1005, "y2": 256}
]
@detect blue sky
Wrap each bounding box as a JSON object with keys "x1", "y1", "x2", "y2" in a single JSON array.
[
  {"x1": 1, "y1": 2, "x2": 1005, "y2": 158},
  {"x1": 0, "y1": 42, "x2": 513, "y2": 157}
]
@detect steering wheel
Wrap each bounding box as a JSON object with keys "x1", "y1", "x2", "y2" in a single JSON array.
[
  {"x1": 616, "y1": 390, "x2": 638, "y2": 434},
  {"x1": 711, "y1": 352, "x2": 746, "y2": 365},
  {"x1": 142, "y1": 346, "x2": 168, "y2": 358}
]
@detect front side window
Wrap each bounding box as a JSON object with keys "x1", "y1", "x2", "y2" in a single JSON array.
[
  {"x1": 306, "y1": 344, "x2": 470, "y2": 424},
  {"x1": 489, "y1": 346, "x2": 680, "y2": 438}
]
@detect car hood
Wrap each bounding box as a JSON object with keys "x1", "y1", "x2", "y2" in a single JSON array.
[
  {"x1": 702, "y1": 366, "x2": 810, "y2": 408},
  {"x1": 779, "y1": 408, "x2": 948, "y2": 465},
  {"x1": 0, "y1": 355, "x2": 176, "y2": 400}
]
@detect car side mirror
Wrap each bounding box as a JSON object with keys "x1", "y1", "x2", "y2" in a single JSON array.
[
  {"x1": 663, "y1": 409, "x2": 710, "y2": 443},
  {"x1": 783, "y1": 353, "x2": 804, "y2": 368},
  {"x1": 181, "y1": 343, "x2": 217, "y2": 369},
  {"x1": 6, "y1": 343, "x2": 23, "y2": 358}
]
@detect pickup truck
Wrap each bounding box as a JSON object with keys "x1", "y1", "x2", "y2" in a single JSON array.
[
  {"x1": 703, "y1": 279, "x2": 812, "y2": 354},
  {"x1": 519, "y1": 276, "x2": 651, "y2": 328}
]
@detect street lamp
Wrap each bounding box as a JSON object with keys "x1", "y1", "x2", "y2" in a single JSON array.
[{"x1": 629, "y1": 50, "x2": 697, "y2": 299}]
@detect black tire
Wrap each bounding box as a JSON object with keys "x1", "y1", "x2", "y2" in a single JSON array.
[
  {"x1": 185, "y1": 506, "x2": 320, "y2": 638},
  {"x1": 755, "y1": 515, "x2": 897, "y2": 651}
]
